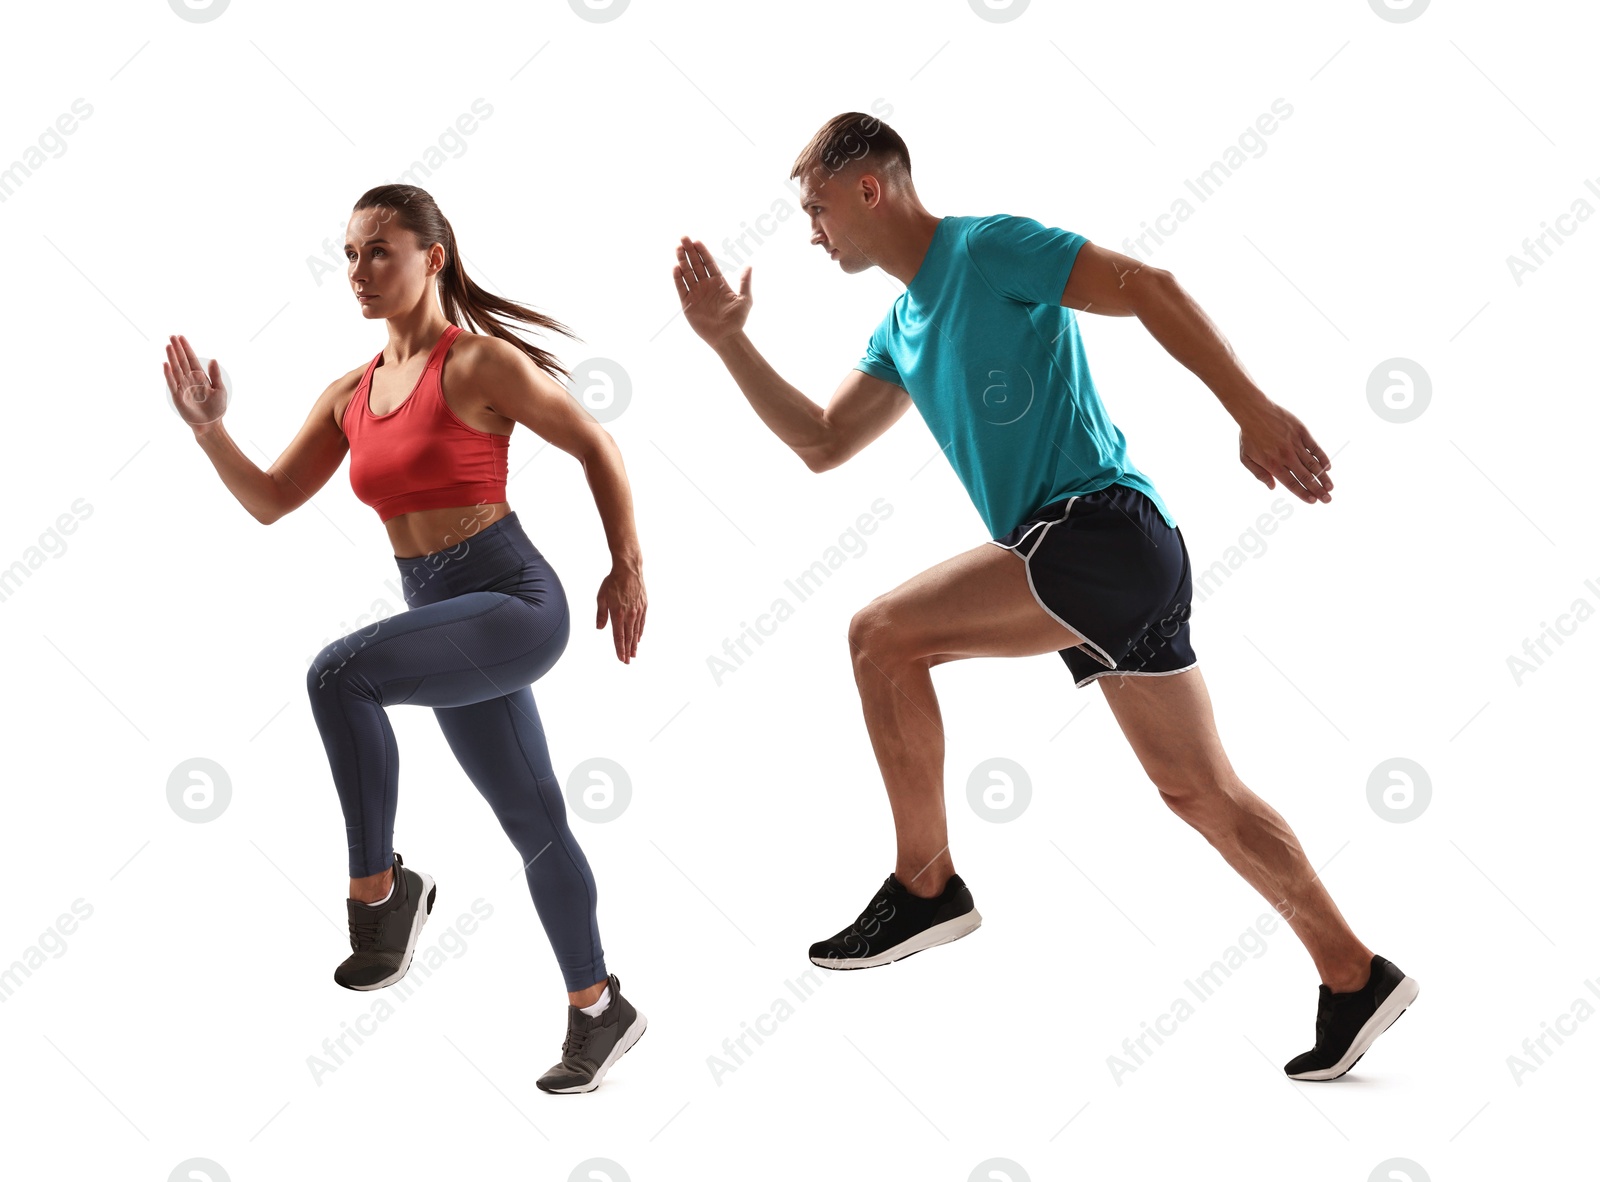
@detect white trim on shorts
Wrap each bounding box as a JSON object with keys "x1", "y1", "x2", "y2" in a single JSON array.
[
  {"x1": 1071, "y1": 660, "x2": 1200, "y2": 690},
  {"x1": 987, "y1": 496, "x2": 1119, "y2": 671},
  {"x1": 989, "y1": 518, "x2": 1050, "y2": 556}
]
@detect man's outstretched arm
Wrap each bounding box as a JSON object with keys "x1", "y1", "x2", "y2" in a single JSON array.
[
  {"x1": 1059, "y1": 242, "x2": 1334, "y2": 504},
  {"x1": 674, "y1": 235, "x2": 912, "y2": 473}
]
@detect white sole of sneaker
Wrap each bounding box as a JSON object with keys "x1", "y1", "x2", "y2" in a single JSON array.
[
  {"x1": 542, "y1": 1010, "x2": 649, "y2": 1094},
  {"x1": 348, "y1": 871, "x2": 436, "y2": 992},
  {"x1": 1287, "y1": 975, "x2": 1420, "y2": 1081},
  {"x1": 810, "y1": 908, "x2": 983, "y2": 970}
]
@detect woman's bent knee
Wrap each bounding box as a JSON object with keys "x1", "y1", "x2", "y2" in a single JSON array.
[{"x1": 306, "y1": 641, "x2": 362, "y2": 696}]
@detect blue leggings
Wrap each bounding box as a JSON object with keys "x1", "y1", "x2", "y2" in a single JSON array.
[{"x1": 305, "y1": 511, "x2": 606, "y2": 991}]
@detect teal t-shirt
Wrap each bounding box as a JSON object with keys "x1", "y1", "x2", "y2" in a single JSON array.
[{"x1": 854, "y1": 213, "x2": 1176, "y2": 539}]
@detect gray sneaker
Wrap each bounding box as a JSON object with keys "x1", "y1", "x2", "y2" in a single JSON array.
[
  {"x1": 334, "y1": 851, "x2": 436, "y2": 991},
  {"x1": 535, "y1": 973, "x2": 647, "y2": 1094}
]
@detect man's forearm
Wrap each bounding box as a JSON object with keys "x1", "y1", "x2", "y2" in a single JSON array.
[
  {"x1": 710, "y1": 331, "x2": 831, "y2": 466},
  {"x1": 1135, "y1": 274, "x2": 1272, "y2": 421}
]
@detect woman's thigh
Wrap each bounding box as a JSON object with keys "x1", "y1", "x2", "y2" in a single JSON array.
[{"x1": 310, "y1": 589, "x2": 571, "y2": 710}]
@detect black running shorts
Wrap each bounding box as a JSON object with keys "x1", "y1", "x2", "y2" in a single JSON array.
[{"x1": 989, "y1": 482, "x2": 1198, "y2": 689}]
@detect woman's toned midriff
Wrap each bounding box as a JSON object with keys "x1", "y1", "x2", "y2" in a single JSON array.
[
  {"x1": 386, "y1": 500, "x2": 513, "y2": 559},
  {"x1": 343, "y1": 332, "x2": 515, "y2": 559}
]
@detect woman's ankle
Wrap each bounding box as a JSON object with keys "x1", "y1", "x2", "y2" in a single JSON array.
[{"x1": 349, "y1": 865, "x2": 394, "y2": 904}]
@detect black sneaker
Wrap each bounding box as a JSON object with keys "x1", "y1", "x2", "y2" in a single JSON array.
[
  {"x1": 535, "y1": 973, "x2": 648, "y2": 1094},
  {"x1": 333, "y1": 851, "x2": 436, "y2": 992},
  {"x1": 1284, "y1": 954, "x2": 1419, "y2": 1080},
  {"x1": 809, "y1": 872, "x2": 982, "y2": 969}
]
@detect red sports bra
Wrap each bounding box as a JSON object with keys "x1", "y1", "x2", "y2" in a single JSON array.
[{"x1": 342, "y1": 324, "x2": 510, "y2": 523}]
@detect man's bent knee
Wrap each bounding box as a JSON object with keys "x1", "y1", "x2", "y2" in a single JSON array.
[
  {"x1": 848, "y1": 599, "x2": 923, "y2": 667},
  {"x1": 1151, "y1": 767, "x2": 1236, "y2": 815}
]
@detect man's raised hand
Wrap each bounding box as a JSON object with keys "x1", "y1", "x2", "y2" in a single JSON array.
[{"x1": 674, "y1": 235, "x2": 752, "y2": 348}]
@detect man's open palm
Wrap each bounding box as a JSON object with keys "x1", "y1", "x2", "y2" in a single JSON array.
[{"x1": 674, "y1": 236, "x2": 752, "y2": 347}]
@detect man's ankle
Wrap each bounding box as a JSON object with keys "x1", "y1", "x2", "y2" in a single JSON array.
[
  {"x1": 1324, "y1": 955, "x2": 1374, "y2": 993},
  {"x1": 896, "y1": 866, "x2": 953, "y2": 899}
]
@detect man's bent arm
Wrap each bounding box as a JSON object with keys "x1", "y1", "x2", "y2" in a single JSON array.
[
  {"x1": 710, "y1": 331, "x2": 910, "y2": 472},
  {"x1": 710, "y1": 330, "x2": 832, "y2": 469},
  {"x1": 1130, "y1": 271, "x2": 1273, "y2": 422},
  {"x1": 1061, "y1": 242, "x2": 1270, "y2": 422}
]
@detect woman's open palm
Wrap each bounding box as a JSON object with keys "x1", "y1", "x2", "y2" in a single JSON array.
[
  {"x1": 163, "y1": 334, "x2": 229, "y2": 429},
  {"x1": 674, "y1": 236, "x2": 751, "y2": 347}
]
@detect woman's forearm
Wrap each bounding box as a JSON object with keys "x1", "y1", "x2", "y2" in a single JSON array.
[
  {"x1": 192, "y1": 422, "x2": 283, "y2": 524},
  {"x1": 581, "y1": 432, "x2": 642, "y2": 571}
]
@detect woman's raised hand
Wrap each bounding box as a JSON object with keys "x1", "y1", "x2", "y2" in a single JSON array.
[{"x1": 163, "y1": 334, "x2": 229, "y2": 431}]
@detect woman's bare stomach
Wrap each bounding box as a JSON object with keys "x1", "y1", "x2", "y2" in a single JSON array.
[{"x1": 386, "y1": 502, "x2": 512, "y2": 559}]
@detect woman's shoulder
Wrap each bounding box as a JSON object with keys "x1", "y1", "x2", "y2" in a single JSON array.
[
  {"x1": 447, "y1": 325, "x2": 512, "y2": 361},
  {"x1": 327, "y1": 359, "x2": 375, "y2": 428},
  {"x1": 444, "y1": 326, "x2": 534, "y2": 386}
]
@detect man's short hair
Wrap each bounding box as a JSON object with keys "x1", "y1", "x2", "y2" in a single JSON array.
[{"x1": 790, "y1": 112, "x2": 912, "y2": 192}]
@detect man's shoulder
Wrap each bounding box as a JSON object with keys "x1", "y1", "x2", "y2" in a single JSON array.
[
  {"x1": 959, "y1": 212, "x2": 1035, "y2": 237},
  {"x1": 951, "y1": 213, "x2": 1048, "y2": 267}
]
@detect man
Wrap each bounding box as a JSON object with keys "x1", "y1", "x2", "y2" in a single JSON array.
[{"x1": 673, "y1": 111, "x2": 1416, "y2": 1081}]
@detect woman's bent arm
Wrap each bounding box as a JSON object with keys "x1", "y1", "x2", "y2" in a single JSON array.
[
  {"x1": 192, "y1": 375, "x2": 354, "y2": 525},
  {"x1": 192, "y1": 421, "x2": 285, "y2": 525}
]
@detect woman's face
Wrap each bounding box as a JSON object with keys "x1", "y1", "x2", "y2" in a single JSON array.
[{"x1": 345, "y1": 209, "x2": 441, "y2": 318}]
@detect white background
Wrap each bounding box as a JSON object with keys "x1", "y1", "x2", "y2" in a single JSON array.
[{"x1": 1, "y1": 0, "x2": 1595, "y2": 1178}]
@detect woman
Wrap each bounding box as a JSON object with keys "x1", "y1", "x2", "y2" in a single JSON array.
[{"x1": 163, "y1": 184, "x2": 647, "y2": 1095}]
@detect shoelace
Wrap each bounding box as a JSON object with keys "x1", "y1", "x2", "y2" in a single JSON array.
[
  {"x1": 350, "y1": 912, "x2": 384, "y2": 952},
  {"x1": 1314, "y1": 988, "x2": 1353, "y2": 1047},
  {"x1": 563, "y1": 1020, "x2": 595, "y2": 1061}
]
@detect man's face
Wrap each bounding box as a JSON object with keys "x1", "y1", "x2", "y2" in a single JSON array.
[{"x1": 798, "y1": 169, "x2": 874, "y2": 275}]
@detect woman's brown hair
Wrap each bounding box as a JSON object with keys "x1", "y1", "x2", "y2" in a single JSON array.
[{"x1": 352, "y1": 184, "x2": 579, "y2": 382}]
